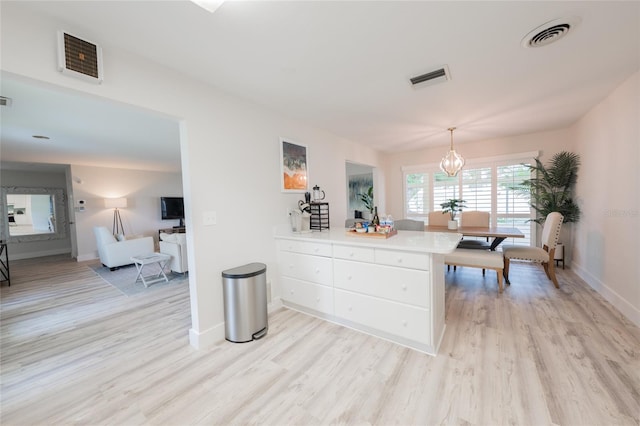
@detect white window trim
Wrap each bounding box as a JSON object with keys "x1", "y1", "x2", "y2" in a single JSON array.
[{"x1": 402, "y1": 150, "x2": 539, "y2": 246}]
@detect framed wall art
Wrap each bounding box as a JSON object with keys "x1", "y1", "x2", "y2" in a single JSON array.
[{"x1": 280, "y1": 138, "x2": 308, "y2": 192}]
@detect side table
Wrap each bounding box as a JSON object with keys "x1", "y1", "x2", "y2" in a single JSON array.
[{"x1": 130, "y1": 253, "x2": 171, "y2": 287}]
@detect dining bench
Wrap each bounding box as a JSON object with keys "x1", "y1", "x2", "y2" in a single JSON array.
[{"x1": 444, "y1": 248, "x2": 505, "y2": 293}]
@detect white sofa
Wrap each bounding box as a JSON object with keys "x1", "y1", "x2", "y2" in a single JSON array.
[
  {"x1": 94, "y1": 226, "x2": 154, "y2": 270},
  {"x1": 159, "y1": 232, "x2": 188, "y2": 274}
]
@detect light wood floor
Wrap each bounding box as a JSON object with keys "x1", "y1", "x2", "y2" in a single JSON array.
[{"x1": 1, "y1": 256, "x2": 638, "y2": 425}]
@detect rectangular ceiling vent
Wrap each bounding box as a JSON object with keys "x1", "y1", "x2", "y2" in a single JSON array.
[
  {"x1": 0, "y1": 96, "x2": 12, "y2": 107},
  {"x1": 410, "y1": 65, "x2": 450, "y2": 87},
  {"x1": 57, "y1": 30, "x2": 104, "y2": 84}
]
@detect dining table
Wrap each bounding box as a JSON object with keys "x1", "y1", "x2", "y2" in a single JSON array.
[{"x1": 425, "y1": 225, "x2": 525, "y2": 250}]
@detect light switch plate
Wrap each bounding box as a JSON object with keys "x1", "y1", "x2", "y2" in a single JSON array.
[{"x1": 203, "y1": 210, "x2": 217, "y2": 226}]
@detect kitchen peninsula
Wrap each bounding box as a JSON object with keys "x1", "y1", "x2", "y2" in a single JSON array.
[{"x1": 275, "y1": 228, "x2": 461, "y2": 355}]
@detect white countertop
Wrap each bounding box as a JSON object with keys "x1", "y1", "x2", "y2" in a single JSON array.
[{"x1": 275, "y1": 228, "x2": 462, "y2": 254}]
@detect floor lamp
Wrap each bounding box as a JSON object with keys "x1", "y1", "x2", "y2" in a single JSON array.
[{"x1": 104, "y1": 198, "x2": 127, "y2": 236}]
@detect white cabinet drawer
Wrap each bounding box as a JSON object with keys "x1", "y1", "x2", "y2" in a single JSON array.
[
  {"x1": 333, "y1": 260, "x2": 429, "y2": 308},
  {"x1": 375, "y1": 249, "x2": 430, "y2": 271},
  {"x1": 333, "y1": 245, "x2": 375, "y2": 263},
  {"x1": 278, "y1": 239, "x2": 332, "y2": 257},
  {"x1": 278, "y1": 251, "x2": 333, "y2": 286},
  {"x1": 281, "y1": 277, "x2": 333, "y2": 315},
  {"x1": 334, "y1": 289, "x2": 431, "y2": 345}
]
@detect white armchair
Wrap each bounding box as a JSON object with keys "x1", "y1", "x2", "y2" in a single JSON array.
[
  {"x1": 159, "y1": 232, "x2": 188, "y2": 274},
  {"x1": 94, "y1": 226, "x2": 154, "y2": 270}
]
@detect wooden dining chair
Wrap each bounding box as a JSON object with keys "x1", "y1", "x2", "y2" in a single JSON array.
[{"x1": 502, "y1": 212, "x2": 564, "y2": 288}]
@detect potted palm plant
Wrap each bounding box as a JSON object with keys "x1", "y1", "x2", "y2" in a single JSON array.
[
  {"x1": 514, "y1": 151, "x2": 581, "y2": 266},
  {"x1": 514, "y1": 151, "x2": 581, "y2": 224},
  {"x1": 440, "y1": 199, "x2": 466, "y2": 229}
]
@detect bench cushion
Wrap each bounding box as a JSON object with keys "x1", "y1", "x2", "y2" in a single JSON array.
[{"x1": 445, "y1": 249, "x2": 504, "y2": 269}]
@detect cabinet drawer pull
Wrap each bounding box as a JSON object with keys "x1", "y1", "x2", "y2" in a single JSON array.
[
  {"x1": 315, "y1": 268, "x2": 320, "y2": 274},
  {"x1": 349, "y1": 251, "x2": 355, "y2": 257},
  {"x1": 402, "y1": 320, "x2": 407, "y2": 327},
  {"x1": 314, "y1": 247, "x2": 319, "y2": 253},
  {"x1": 348, "y1": 305, "x2": 352, "y2": 311},
  {"x1": 290, "y1": 289, "x2": 294, "y2": 294},
  {"x1": 316, "y1": 297, "x2": 320, "y2": 302},
  {"x1": 347, "y1": 275, "x2": 352, "y2": 280},
  {"x1": 402, "y1": 284, "x2": 407, "y2": 291},
  {"x1": 397, "y1": 258, "x2": 403, "y2": 264}
]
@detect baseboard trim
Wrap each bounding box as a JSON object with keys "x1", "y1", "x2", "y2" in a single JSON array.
[
  {"x1": 573, "y1": 261, "x2": 640, "y2": 327},
  {"x1": 76, "y1": 253, "x2": 98, "y2": 262},
  {"x1": 189, "y1": 322, "x2": 225, "y2": 349},
  {"x1": 268, "y1": 297, "x2": 283, "y2": 313},
  {"x1": 9, "y1": 248, "x2": 71, "y2": 261}
]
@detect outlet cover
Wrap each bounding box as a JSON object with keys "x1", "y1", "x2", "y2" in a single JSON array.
[{"x1": 203, "y1": 210, "x2": 217, "y2": 226}]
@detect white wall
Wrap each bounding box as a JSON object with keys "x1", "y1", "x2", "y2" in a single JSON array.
[
  {"x1": 572, "y1": 71, "x2": 640, "y2": 326},
  {"x1": 1, "y1": 3, "x2": 381, "y2": 348},
  {"x1": 0, "y1": 168, "x2": 72, "y2": 259},
  {"x1": 70, "y1": 165, "x2": 183, "y2": 261}
]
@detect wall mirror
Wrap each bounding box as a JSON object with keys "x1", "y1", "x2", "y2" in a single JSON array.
[
  {"x1": 0, "y1": 187, "x2": 68, "y2": 242},
  {"x1": 346, "y1": 161, "x2": 375, "y2": 220}
]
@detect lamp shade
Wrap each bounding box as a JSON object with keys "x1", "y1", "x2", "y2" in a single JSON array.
[{"x1": 104, "y1": 197, "x2": 127, "y2": 209}]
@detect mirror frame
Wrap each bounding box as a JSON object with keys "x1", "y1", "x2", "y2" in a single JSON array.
[{"x1": 0, "y1": 186, "x2": 68, "y2": 242}]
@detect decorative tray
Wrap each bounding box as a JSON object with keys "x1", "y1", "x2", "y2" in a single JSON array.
[{"x1": 345, "y1": 229, "x2": 398, "y2": 239}]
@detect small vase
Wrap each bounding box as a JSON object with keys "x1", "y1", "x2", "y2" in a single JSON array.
[{"x1": 448, "y1": 220, "x2": 458, "y2": 230}]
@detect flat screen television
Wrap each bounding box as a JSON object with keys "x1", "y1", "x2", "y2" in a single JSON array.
[{"x1": 161, "y1": 196, "x2": 185, "y2": 227}]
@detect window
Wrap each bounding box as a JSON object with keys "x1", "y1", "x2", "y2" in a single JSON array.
[
  {"x1": 405, "y1": 173, "x2": 429, "y2": 218},
  {"x1": 403, "y1": 152, "x2": 536, "y2": 246}
]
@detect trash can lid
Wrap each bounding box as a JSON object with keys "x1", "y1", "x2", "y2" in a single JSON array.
[{"x1": 222, "y1": 262, "x2": 267, "y2": 279}]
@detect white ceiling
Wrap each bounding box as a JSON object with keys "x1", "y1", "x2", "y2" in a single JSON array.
[{"x1": 1, "y1": 1, "x2": 639, "y2": 172}]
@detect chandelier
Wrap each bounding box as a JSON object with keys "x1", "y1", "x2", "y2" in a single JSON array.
[{"x1": 439, "y1": 127, "x2": 465, "y2": 177}]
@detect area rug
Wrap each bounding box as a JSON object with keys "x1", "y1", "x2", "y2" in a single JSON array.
[{"x1": 88, "y1": 262, "x2": 188, "y2": 297}]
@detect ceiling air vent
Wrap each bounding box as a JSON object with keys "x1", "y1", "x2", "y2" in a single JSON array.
[
  {"x1": 0, "y1": 96, "x2": 12, "y2": 107},
  {"x1": 57, "y1": 30, "x2": 104, "y2": 83},
  {"x1": 522, "y1": 17, "x2": 581, "y2": 48},
  {"x1": 410, "y1": 65, "x2": 451, "y2": 87}
]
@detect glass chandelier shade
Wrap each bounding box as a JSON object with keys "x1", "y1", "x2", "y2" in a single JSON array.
[{"x1": 439, "y1": 127, "x2": 465, "y2": 177}]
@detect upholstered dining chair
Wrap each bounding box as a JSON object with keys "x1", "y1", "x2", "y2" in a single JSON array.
[
  {"x1": 394, "y1": 219, "x2": 425, "y2": 231},
  {"x1": 502, "y1": 212, "x2": 564, "y2": 288},
  {"x1": 458, "y1": 211, "x2": 491, "y2": 250},
  {"x1": 427, "y1": 211, "x2": 449, "y2": 226}
]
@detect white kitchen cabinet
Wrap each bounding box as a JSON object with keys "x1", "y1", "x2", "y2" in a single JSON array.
[
  {"x1": 280, "y1": 276, "x2": 333, "y2": 315},
  {"x1": 277, "y1": 239, "x2": 334, "y2": 315},
  {"x1": 333, "y1": 259, "x2": 429, "y2": 308},
  {"x1": 334, "y1": 288, "x2": 431, "y2": 345},
  {"x1": 275, "y1": 228, "x2": 460, "y2": 355}
]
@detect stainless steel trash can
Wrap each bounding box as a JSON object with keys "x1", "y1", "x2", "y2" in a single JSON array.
[{"x1": 222, "y1": 262, "x2": 268, "y2": 343}]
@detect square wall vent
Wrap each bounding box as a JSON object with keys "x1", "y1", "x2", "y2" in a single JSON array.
[{"x1": 57, "y1": 30, "x2": 104, "y2": 84}]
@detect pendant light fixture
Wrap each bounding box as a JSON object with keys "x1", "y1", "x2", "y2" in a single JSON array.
[{"x1": 440, "y1": 127, "x2": 465, "y2": 177}]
